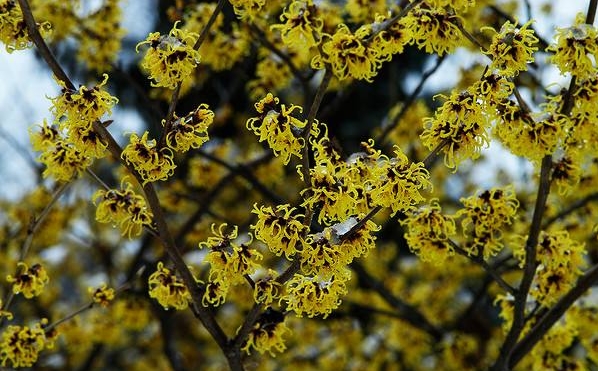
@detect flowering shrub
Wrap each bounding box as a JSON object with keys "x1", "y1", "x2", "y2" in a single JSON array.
[{"x1": 2, "y1": 0, "x2": 598, "y2": 370}]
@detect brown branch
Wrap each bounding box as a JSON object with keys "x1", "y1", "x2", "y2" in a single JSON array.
[
  {"x1": 490, "y1": 155, "x2": 552, "y2": 371},
  {"x1": 159, "y1": 0, "x2": 227, "y2": 149},
  {"x1": 450, "y1": 241, "x2": 516, "y2": 295},
  {"x1": 17, "y1": 0, "x2": 74, "y2": 89},
  {"x1": 509, "y1": 262, "x2": 598, "y2": 368}
]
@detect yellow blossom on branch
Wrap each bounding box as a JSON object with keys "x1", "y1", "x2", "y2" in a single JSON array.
[
  {"x1": 0, "y1": 322, "x2": 53, "y2": 368},
  {"x1": 136, "y1": 22, "x2": 200, "y2": 89},
  {"x1": 89, "y1": 284, "x2": 115, "y2": 307},
  {"x1": 240, "y1": 308, "x2": 291, "y2": 356},
  {"x1": 483, "y1": 20, "x2": 539, "y2": 77},
  {"x1": 547, "y1": 13, "x2": 598, "y2": 79},
  {"x1": 251, "y1": 203, "x2": 306, "y2": 259},
  {"x1": 246, "y1": 93, "x2": 307, "y2": 165},
  {"x1": 93, "y1": 179, "x2": 154, "y2": 238},
  {"x1": 148, "y1": 262, "x2": 192, "y2": 310},
  {"x1": 121, "y1": 131, "x2": 176, "y2": 184},
  {"x1": 368, "y1": 145, "x2": 431, "y2": 215},
  {"x1": 165, "y1": 104, "x2": 213, "y2": 152},
  {"x1": 421, "y1": 89, "x2": 491, "y2": 170},
  {"x1": 401, "y1": 200, "x2": 456, "y2": 265},
  {"x1": 6, "y1": 262, "x2": 49, "y2": 299}
]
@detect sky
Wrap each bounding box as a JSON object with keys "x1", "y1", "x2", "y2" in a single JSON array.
[{"x1": 0, "y1": 0, "x2": 589, "y2": 199}]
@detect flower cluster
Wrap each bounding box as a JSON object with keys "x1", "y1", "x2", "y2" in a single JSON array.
[
  {"x1": 29, "y1": 76, "x2": 118, "y2": 181},
  {"x1": 246, "y1": 93, "x2": 308, "y2": 165},
  {"x1": 483, "y1": 20, "x2": 539, "y2": 77},
  {"x1": 93, "y1": 180, "x2": 154, "y2": 238},
  {"x1": 50, "y1": 75, "x2": 117, "y2": 157},
  {"x1": 198, "y1": 224, "x2": 263, "y2": 306},
  {"x1": 457, "y1": 186, "x2": 519, "y2": 260},
  {"x1": 421, "y1": 89, "x2": 491, "y2": 170},
  {"x1": 271, "y1": 0, "x2": 322, "y2": 52},
  {"x1": 89, "y1": 284, "x2": 115, "y2": 307},
  {"x1": 251, "y1": 203, "x2": 306, "y2": 259},
  {"x1": 0, "y1": 0, "x2": 50, "y2": 52},
  {"x1": 0, "y1": 323, "x2": 54, "y2": 368},
  {"x1": 301, "y1": 218, "x2": 379, "y2": 275},
  {"x1": 367, "y1": 146, "x2": 432, "y2": 215},
  {"x1": 33, "y1": 130, "x2": 91, "y2": 182},
  {"x1": 400, "y1": 6, "x2": 463, "y2": 56},
  {"x1": 121, "y1": 132, "x2": 176, "y2": 184},
  {"x1": 148, "y1": 262, "x2": 191, "y2": 310},
  {"x1": 165, "y1": 104, "x2": 213, "y2": 152},
  {"x1": 240, "y1": 308, "x2": 291, "y2": 356},
  {"x1": 253, "y1": 272, "x2": 282, "y2": 306},
  {"x1": 136, "y1": 22, "x2": 200, "y2": 89},
  {"x1": 227, "y1": 0, "x2": 266, "y2": 20},
  {"x1": 283, "y1": 267, "x2": 350, "y2": 318},
  {"x1": 495, "y1": 99, "x2": 566, "y2": 162},
  {"x1": 547, "y1": 13, "x2": 598, "y2": 79},
  {"x1": 312, "y1": 24, "x2": 380, "y2": 82},
  {"x1": 6, "y1": 263, "x2": 49, "y2": 299},
  {"x1": 514, "y1": 231, "x2": 586, "y2": 307},
  {"x1": 401, "y1": 200, "x2": 457, "y2": 265}
]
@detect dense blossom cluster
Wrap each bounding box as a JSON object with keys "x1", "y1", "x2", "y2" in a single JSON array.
[
  {"x1": 3, "y1": 0, "x2": 598, "y2": 370},
  {"x1": 93, "y1": 179, "x2": 154, "y2": 238},
  {"x1": 136, "y1": 22, "x2": 200, "y2": 89},
  {"x1": 457, "y1": 186, "x2": 519, "y2": 260},
  {"x1": 6, "y1": 263, "x2": 49, "y2": 299},
  {"x1": 148, "y1": 262, "x2": 191, "y2": 310}
]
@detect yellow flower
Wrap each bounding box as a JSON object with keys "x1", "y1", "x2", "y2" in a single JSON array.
[
  {"x1": 494, "y1": 99, "x2": 566, "y2": 162},
  {"x1": 483, "y1": 20, "x2": 538, "y2": 77},
  {"x1": 401, "y1": 7, "x2": 463, "y2": 56},
  {"x1": 312, "y1": 23, "x2": 380, "y2": 82},
  {"x1": 251, "y1": 203, "x2": 306, "y2": 259},
  {"x1": 283, "y1": 267, "x2": 350, "y2": 318},
  {"x1": 121, "y1": 131, "x2": 176, "y2": 184},
  {"x1": 76, "y1": 0, "x2": 125, "y2": 72},
  {"x1": 165, "y1": 104, "x2": 213, "y2": 152},
  {"x1": 148, "y1": 262, "x2": 191, "y2": 310},
  {"x1": 457, "y1": 186, "x2": 519, "y2": 260},
  {"x1": 136, "y1": 22, "x2": 200, "y2": 89},
  {"x1": 246, "y1": 93, "x2": 307, "y2": 164},
  {"x1": 271, "y1": 0, "x2": 322, "y2": 50},
  {"x1": 6, "y1": 262, "x2": 49, "y2": 299},
  {"x1": 228, "y1": 0, "x2": 266, "y2": 20},
  {"x1": 401, "y1": 200, "x2": 456, "y2": 265},
  {"x1": 368, "y1": 146, "x2": 431, "y2": 215},
  {"x1": 51, "y1": 74, "x2": 118, "y2": 130},
  {"x1": 0, "y1": 323, "x2": 51, "y2": 368},
  {"x1": 253, "y1": 273, "x2": 282, "y2": 306},
  {"x1": 240, "y1": 308, "x2": 291, "y2": 356},
  {"x1": 93, "y1": 180, "x2": 154, "y2": 238},
  {"x1": 421, "y1": 89, "x2": 490, "y2": 170},
  {"x1": 547, "y1": 13, "x2": 598, "y2": 79},
  {"x1": 37, "y1": 137, "x2": 92, "y2": 182},
  {"x1": 89, "y1": 283, "x2": 115, "y2": 307}
]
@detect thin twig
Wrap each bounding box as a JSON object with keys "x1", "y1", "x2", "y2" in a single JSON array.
[
  {"x1": 44, "y1": 281, "x2": 133, "y2": 333},
  {"x1": 376, "y1": 55, "x2": 447, "y2": 145},
  {"x1": 450, "y1": 241, "x2": 516, "y2": 294},
  {"x1": 159, "y1": 0, "x2": 227, "y2": 149},
  {"x1": 351, "y1": 262, "x2": 443, "y2": 340},
  {"x1": 509, "y1": 262, "x2": 598, "y2": 368}
]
